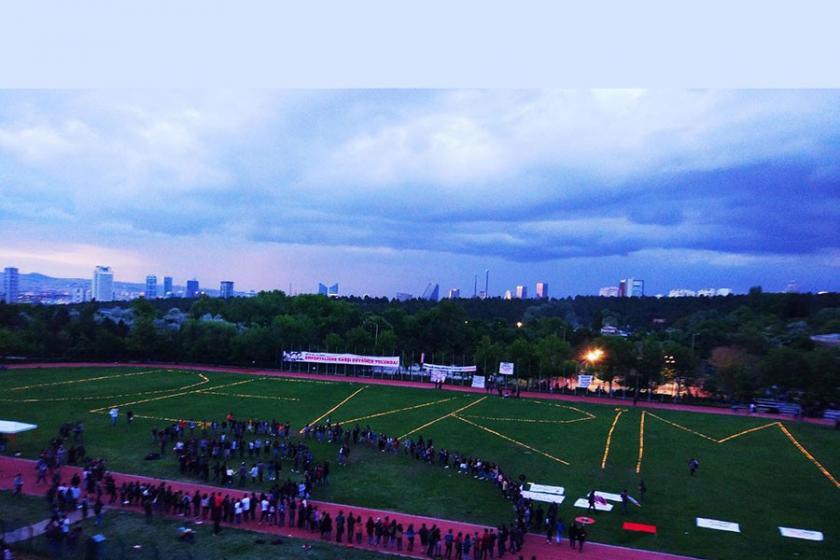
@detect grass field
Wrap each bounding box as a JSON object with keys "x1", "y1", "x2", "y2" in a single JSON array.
[{"x1": 2, "y1": 366, "x2": 839, "y2": 560}]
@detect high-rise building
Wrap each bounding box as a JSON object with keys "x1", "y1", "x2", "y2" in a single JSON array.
[
  {"x1": 503, "y1": 290, "x2": 512, "y2": 300},
  {"x1": 185, "y1": 279, "x2": 200, "y2": 298},
  {"x1": 318, "y1": 283, "x2": 339, "y2": 297},
  {"x1": 619, "y1": 278, "x2": 644, "y2": 297},
  {"x1": 448, "y1": 288, "x2": 461, "y2": 299},
  {"x1": 145, "y1": 275, "x2": 158, "y2": 299},
  {"x1": 535, "y1": 282, "x2": 549, "y2": 299},
  {"x1": 421, "y1": 282, "x2": 440, "y2": 302},
  {"x1": 92, "y1": 266, "x2": 114, "y2": 302},
  {"x1": 71, "y1": 287, "x2": 87, "y2": 303},
  {"x1": 3, "y1": 267, "x2": 19, "y2": 304},
  {"x1": 220, "y1": 281, "x2": 235, "y2": 299},
  {"x1": 163, "y1": 276, "x2": 173, "y2": 297},
  {"x1": 515, "y1": 285, "x2": 527, "y2": 299}
]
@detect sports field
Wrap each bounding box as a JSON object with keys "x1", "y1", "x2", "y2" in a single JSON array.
[{"x1": 2, "y1": 366, "x2": 838, "y2": 559}]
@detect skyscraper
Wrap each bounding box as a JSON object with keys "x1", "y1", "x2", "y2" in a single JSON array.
[
  {"x1": 619, "y1": 278, "x2": 644, "y2": 297},
  {"x1": 92, "y1": 266, "x2": 114, "y2": 302},
  {"x1": 515, "y1": 285, "x2": 528, "y2": 299},
  {"x1": 220, "y1": 280, "x2": 235, "y2": 299},
  {"x1": 185, "y1": 279, "x2": 200, "y2": 298},
  {"x1": 318, "y1": 283, "x2": 339, "y2": 297},
  {"x1": 535, "y1": 282, "x2": 549, "y2": 299},
  {"x1": 421, "y1": 282, "x2": 440, "y2": 301},
  {"x1": 3, "y1": 267, "x2": 19, "y2": 304},
  {"x1": 145, "y1": 275, "x2": 158, "y2": 299},
  {"x1": 163, "y1": 276, "x2": 173, "y2": 297},
  {"x1": 448, "y1": 288, "x2": 461, "y2": 299}
]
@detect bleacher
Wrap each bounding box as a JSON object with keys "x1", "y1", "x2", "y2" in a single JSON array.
[
  {"x1": 823, "y1": 409, "x2": 840, "y2": 422},
  {"x1": 753, "y1": 398, "x2": 802, "y2": 416}
]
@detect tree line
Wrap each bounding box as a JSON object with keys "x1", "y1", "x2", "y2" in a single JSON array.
[{"x1": 0, "y1": 290, "x2": 838, "y2": 412}]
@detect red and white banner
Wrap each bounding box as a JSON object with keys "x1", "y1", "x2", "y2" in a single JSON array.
[{"x1": 283, "y1": 351, "x2": 400, "y2": 368}]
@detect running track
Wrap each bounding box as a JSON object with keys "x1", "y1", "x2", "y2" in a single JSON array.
[
  {"x1": 0, "y1": 456, "x2": 698, "y2": 560},
  {"x1": 7, "y1": 361, "x2": 832, "y2": 425}
]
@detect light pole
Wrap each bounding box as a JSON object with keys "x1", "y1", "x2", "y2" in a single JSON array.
[{"x1": 580, "y1": 348, "x2": 604, "y2": 394}]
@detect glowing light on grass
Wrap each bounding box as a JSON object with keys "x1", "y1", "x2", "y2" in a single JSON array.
[
  {"x1": 198, "y1": 391, "x2": 300, "y2": 402},
  {"x1": 462, "y1": 414, "x2": 594, "y2": 425},
  {"x1": 635, "y1": 411, "x2": 646, "y2": 474},
  {"x1": 398, "y1": 396, "x2": 487, "y2": 439},
  {"x1": 89, "y1": 377, "x2": 251, "y2": 414},
  {"x1": 337, "y1": 397, "x2": 457, "y2": 424},
  {"x1": 454, "y1": 414, "x2": 570, "y2": 465},
  {"x1": 299, "y1": 386, "x2": 367, "y2": 432},
  {"x1": 10, "y1": 369, "x2": 160, "y2": 391},
  {"x1": 600, "y1": 408, "x2": 625, "y2": 469},
  {"x1": 637, "y1": 413, "x2": 840, "y2": 487},
  {"x1": 778, "y1": 423, "x2": 840, "y2": 489},
  {"x1": 2, "y1": 372, "x2": 210, "y2": 404}
]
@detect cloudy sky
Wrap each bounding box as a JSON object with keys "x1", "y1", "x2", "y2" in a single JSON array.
[{"x1": 1, "y1": 89, "x2": 838, "y2": 297}]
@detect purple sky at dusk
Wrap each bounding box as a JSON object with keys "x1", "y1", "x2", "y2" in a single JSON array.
[{"x1": 1, "y1": 90, "x2": 839, "y2": 297}]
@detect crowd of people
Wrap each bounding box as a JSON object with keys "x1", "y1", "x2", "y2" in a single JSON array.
[
  {"x1": 143, "y1": 410, "x2": 591, "y2": 555},
  {"x1": 10, "y1": 407, "x2": 597, "y2": 559}
]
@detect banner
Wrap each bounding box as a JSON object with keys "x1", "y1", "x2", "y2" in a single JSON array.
[
  {"x1": 499, "y1": 362, "x2": 515, "y2": 375},
  {"x1": 430, "y1": 370, "x2": 447, "y2": 383},
  {"x1": 471, "y1": 375, "x2": 486, "y2": 389},
  {"x1": 422, "y1": 363, "x2": 477, "y2": 373},
  {"x1": 577, "y1": 374, "x2": 593, "y2": 389},
  {"x1": 283, "y1": 351, "x2": 400, "y2": 368}
]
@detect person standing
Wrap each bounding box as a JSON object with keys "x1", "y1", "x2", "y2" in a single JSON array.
[
  {"x1": 638, "y1": 480, "x2": 647, "y2": 502},
  {"x1": 587, "y1": 490, "x2": 597, "y2": 514},
  {"x1": 109, "y1": 408, "x2": 119, "y2": 426},
  {"x1": 568, "y1": 522, "x2": 578, "y2": 550},
  {"x1": 621, "y1": 489, "x2": 629, "y2": 514},
  {"x1": 689, "y1": 458, "x2": 700, "y2": 476},
  {"x1": 577, "y1": 523, "x2": 587, "y2": 553},
  {"x1": 94, "y1": 497, "x2": 104, "y2": 526},
  {"x1": 13, "y1": 473, "x2": 23, "y2": 496}
]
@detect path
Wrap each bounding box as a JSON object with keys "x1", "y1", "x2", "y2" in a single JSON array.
[
  {"x1": 1, "y1": 506, "x2": 84, "y2": 545},
  {"x1": 0, "y1": 456, "x2": 698, "y2": 560},
  {"x1": 8, "y1": 361, "x2": 832, "y2": 426}
]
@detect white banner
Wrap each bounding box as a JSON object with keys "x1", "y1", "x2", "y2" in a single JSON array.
[
  {"x1": 778, "y1": 527, "x2": 823, "y2": 541},
  {"x1": 430, "y1": 370, "x2": 447, "y2": 383},
  {"x1": 528, "y1": 484, "x2": 564, "y2": 496},
  {"x1": 522, "y1": 491, "x2": 565, "y2": 504},
  {"x1": 283, "y1": 351, "x2": 400, "y2": 368},
  {"x1": 696, "y1": 518, "x2": 740, "y2": 533},
  {"x1": 577, "y1": 374, "x2": 593, "y2": 389},
  {"x1": 499, "y1": 362, "x2": 515, "y2": 375},
  {"x1": 422, "y1": 363, "x2": 478, "y2": 374},
  {"x1": 471, "y1": 375, "x2": 486, "y2": 389}
]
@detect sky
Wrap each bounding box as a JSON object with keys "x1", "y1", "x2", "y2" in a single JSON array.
[{"x1": 1, "y1": 89, "x2": 839, "y2": 297}]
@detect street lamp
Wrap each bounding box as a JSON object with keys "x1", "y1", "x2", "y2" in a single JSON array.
[{"x1": 579, "y1": 348, "x2": 604, "y2": 394}]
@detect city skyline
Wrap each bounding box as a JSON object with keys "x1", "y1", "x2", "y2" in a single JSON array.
[{"x1": 1, "y1": 90, "x2": 839, "y2": 297}]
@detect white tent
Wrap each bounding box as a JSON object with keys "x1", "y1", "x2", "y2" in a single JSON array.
[{"x1": 0, "y1": 420, "x2": 38, "y2": 434}]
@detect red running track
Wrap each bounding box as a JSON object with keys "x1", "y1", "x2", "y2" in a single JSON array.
[
  {"x1": 8, "y1": 361, "x2": 832, "y2": 426},
  {"x1": 0, "y1": 456, "x2": 698, "y2": 560}
]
